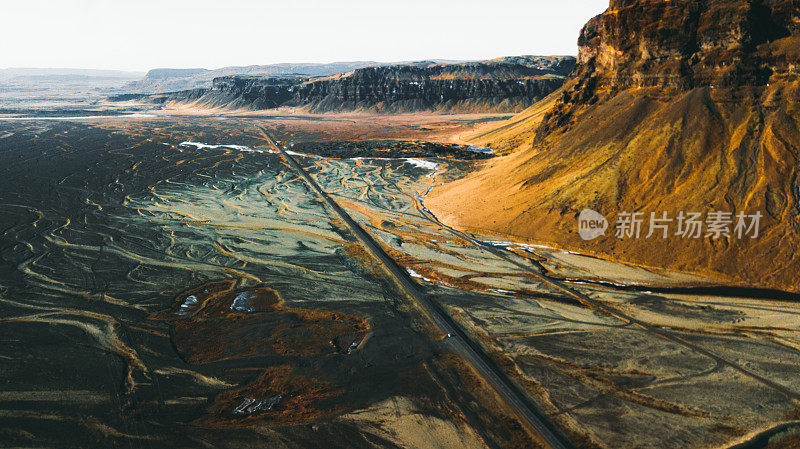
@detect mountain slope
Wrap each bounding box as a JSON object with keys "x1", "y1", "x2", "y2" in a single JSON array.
[{"x1": 427, "y1": 0, "x2": 800, "y2": 291}]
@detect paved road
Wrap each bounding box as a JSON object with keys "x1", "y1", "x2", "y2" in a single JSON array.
[
  {"x1": 415, "y1": 192, "x2": 800, "y2": 403},
  {"x1": 250, "y1": 123, "x2": 576, "y2": 449}
]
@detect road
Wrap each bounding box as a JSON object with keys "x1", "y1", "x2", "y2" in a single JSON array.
[
  {"x1": 414, "y1": 185, "x2": 800, "y2": 403},
  {"x1": 250, "y1": 123, "x2": 576, "y2": 449}
]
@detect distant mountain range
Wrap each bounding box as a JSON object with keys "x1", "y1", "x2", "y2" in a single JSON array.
[
  {"x1": 1, "y1": 58, "x2": 577, "y2": 112},
  {"x1": 124, "y1": 61, "x2": 467, "y2": 93},
  {"x1": 0, "y1": 68, "x2": 144, "y2": 81},
  {"x1": 116, "y1": 56, "x2": 577, "y2": 113},
  {"x1": 0, "y1": 68, "x2": 145, "y2": 104}
]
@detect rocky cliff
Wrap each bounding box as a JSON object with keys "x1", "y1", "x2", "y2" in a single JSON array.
[
  {"x1": 127, "y1": 56, "x2": 576, "y2": 113},
  {"x1": 289, "y1": 57, "x2": 573, "y2": 113},
  {"x1": 577, "y1": 0, "x2": 798, "y2": 89},
  {"x1": 124, "y1": 62, "x2": 387, "y2": 93},
  {"x1": 540, "y1": 0, "x2": 800, "y2": 132},
  {"x1": 427, "y1": 0, "x2": 800, "y2": 291}
]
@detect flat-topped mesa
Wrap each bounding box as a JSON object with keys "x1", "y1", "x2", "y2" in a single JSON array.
[
  {"x1": 208, "y1": 75, "x2": 306, "y2": 109},
  {"x1": 133, "y1": 56, "x2": 578, "y2": 113},
  {"x1": 288, "y1": 61, "x2": 571, "y2": 112}
]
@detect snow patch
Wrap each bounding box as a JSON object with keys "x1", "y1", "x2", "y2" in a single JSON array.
[
  {"x1": 406, "y1": 268, "x2": 423, "y2": 278},
  {"x1": 230, "y1": 291, "x2": 255, "y2": 312},
  {"x1": 466, "y1": 145, "x2": 493, "y2": 154},
  {"x1": 406, "y1": 267, "x2": 434, "y2": 283},
  {"x1": 175, "y1": 295, "x2": 198, "y2": 316},
  {"x1": 402, "y1": 158, "x2": 438, "y2": 171},
  {"x1": 179, "y1": 141, "x2": 268, "y2": 153},
  {"x1": 285, "y1": 150, "x2": 323, "y2": 158},
  {"x1": 0, "y1": 113, "x2": 157, "y2": 121}
]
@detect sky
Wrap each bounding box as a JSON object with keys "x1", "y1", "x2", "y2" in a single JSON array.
[{"x1": 0, "y1": 0, "x2": 607, "y2": 72}]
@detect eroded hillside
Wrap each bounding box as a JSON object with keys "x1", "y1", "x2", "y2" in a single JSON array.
[{"x1": 427, "y1": 0, "x2": 800, "y2": 291}]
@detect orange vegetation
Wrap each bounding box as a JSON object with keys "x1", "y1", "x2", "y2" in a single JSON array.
[
  {"x1": 151, "y1": 280, "x2": 369, "y2": 363},
  {"x1": 427, "y1": 3, "x2": 800, "y2": 291},
  {"x1": 197, "y1": 365, "x2": 346, "y2": 427}
]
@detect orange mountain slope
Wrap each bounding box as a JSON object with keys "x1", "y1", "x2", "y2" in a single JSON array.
[{"x1": 427, "y1": 0, "x2": 800, "y2": 291}]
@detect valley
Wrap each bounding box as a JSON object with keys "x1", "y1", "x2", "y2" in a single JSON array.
[
  {"x1": 1, "y1": 114, "x2": 799, "y2": 448},
  {"x1": 2, "y1": 0, "x2": 799, "y2": 447}
]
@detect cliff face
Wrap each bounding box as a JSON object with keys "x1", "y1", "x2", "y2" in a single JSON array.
[
  {"x1": 289, "y1": 61, "x2": 569, "y2": 112},
  {"x1": 427, "y1": 0, "x2": 800, "y2": 291},
  {"x1": 139, "y1": 56, "x2": 576, "y2": 113},
  {"x1": 124, "y1": 62, "x2": 385, "y2": 93},
  {"x1": 576, "y1": 0, "x2": 798, "y2": 89},
  {"x1": 542, "y1": 0, "x2": 800, "y2": 130},
  {"x1": 194, "y1": 76, "x2": 301, "y2": 109}
]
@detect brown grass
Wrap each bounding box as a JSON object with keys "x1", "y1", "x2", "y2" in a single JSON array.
[
  {"x1": 151, "y1": 281, "x2": 369, "y2": 363},
  {"x1": 427, "y1": 80, "x2": 800, "y2": 293},
  {"x1": 196, "y1": 365, "x2": 346, "y2": 427}
]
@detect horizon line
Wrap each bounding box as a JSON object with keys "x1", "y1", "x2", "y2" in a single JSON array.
[{"x1": 0, "y1": 54, "x2": 579, "y2": 74}]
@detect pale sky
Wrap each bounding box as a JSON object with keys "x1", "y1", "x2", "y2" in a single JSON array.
[{"x1": 0, "y1": 0, "x2": 607, "y2": 72}]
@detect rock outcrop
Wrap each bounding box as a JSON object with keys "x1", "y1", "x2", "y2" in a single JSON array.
[
  {"x1": 577, "y1": 0, "x2": 798, "y2": 89},
  {"x1": 124, "y1": 56, "x2": 576, "y2": 113},
  {"x1": 124, "y1": 62, "x2": 386, "y2": 93},
  {"x1": 289, "y1": 58, "x2": 573, "y2": 113},
  {"x1": 427, "y1": 0, "x2": 800, "y2": 291},
  {"x1": 540, "y1": 0, "x2": 800, "y2": 132}
]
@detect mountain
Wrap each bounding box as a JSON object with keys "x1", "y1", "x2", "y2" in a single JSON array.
[
  {"x1": 426, "y1": 0, "x2": 800, "y2": 291},
  {"x1": 0, "y1": 68, "x2": 144, "y2": 81},
  {"x1": 122, "y1": 56, "x2": 576, "y2": 113},
  {"x1": 0, "y1": 68, "x2": 145, "y2": 105},
  {"x1": 124, "y1": 62, "x2": 412, "y2": 93}
]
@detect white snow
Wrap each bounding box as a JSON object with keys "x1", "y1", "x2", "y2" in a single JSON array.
[
  {"x1": 406, "y1": 268, "x2": 423, "y2": 278},
  {"x1": 402, "y1": 158, "x2": 438, "y2": 171},
  {"x1": 466, "y1": 145, "x2": 493, "y2": 154},
  {"x1": 406, "y1": 267, "x2": 434, "y2": 283},
  {"x1": 230, "y1": 291, "x2": 255, "y2": 312},
  {"x1": 175, "y1": 295, "x2": 198, "y2": 316},
  {"x1": 179, "y1": 141, "x2": 273, "y2": 154},
  {"x1": 0, "y1": 113, "x2": 157, "y2": 121},
  {"x1": 285, "y1": 150, "x2": 323, "y2": 158},
  {"x1": 347, "y1": 156, "x2": 438, "y2": 172}
]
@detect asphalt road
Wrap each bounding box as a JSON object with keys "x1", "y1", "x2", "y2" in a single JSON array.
[
  {"x1": 414, "y1": 188, "x2": 800, "y2": 404},
  {"x1": 251, "y1": 123, "x2": 576, "y2": 449}
]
